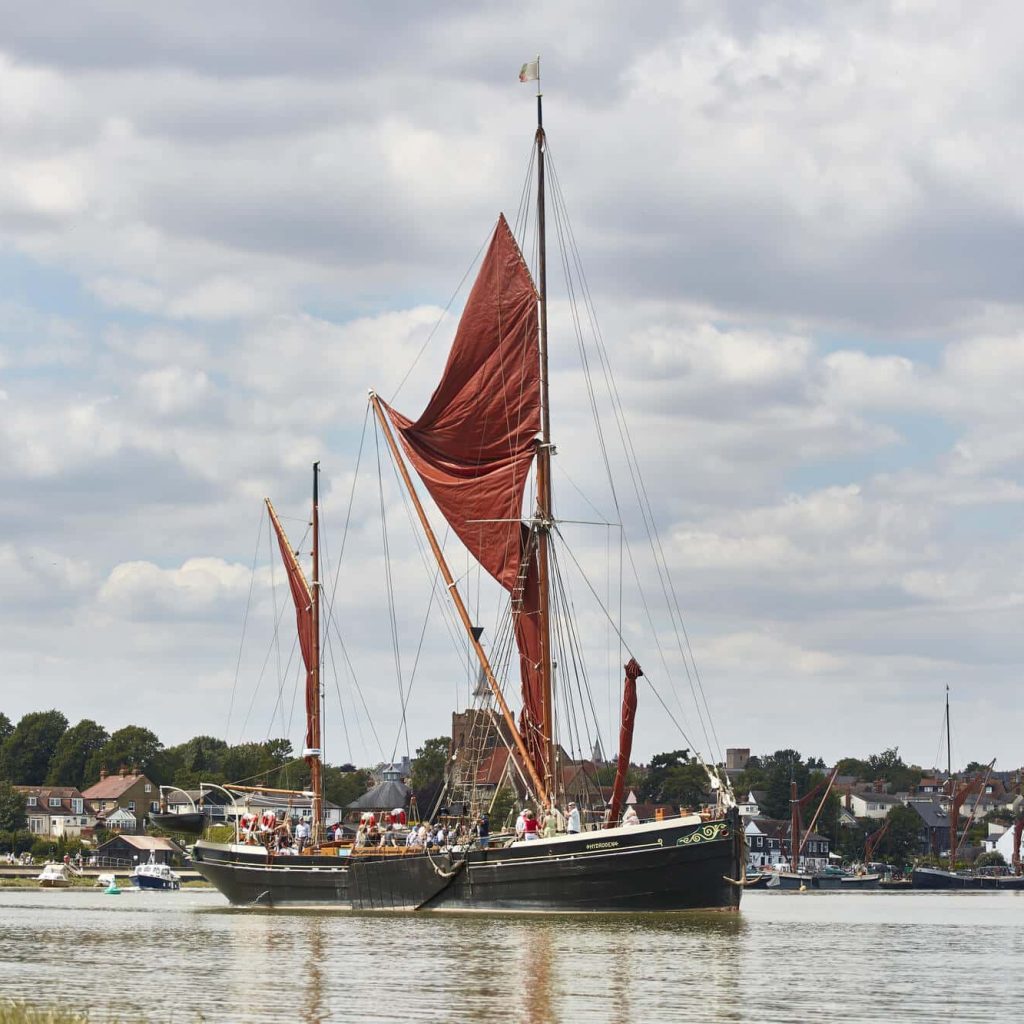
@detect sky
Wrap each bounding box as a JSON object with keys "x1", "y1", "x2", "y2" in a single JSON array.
[{"x1": 1, "y1": 1, "x2": 1023, "y2": 775}]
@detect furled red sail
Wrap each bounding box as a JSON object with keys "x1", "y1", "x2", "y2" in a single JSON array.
[
  {"x1": 267, "y1": 500, "x2": 317, "y2": 756},
  {"x1": 607, "y1": 658, "x2": 643, "y2": 826},
  {"x1": 381, "y1": 214, "x2": 545, "y2": 780}
]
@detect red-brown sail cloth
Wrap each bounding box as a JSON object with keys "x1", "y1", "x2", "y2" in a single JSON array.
[
  {"x1": 607, "y1": 658, "x2": 643, "y2": 826},
  {"x1": 269, "y1": 509, "x2": 317, "y2": 754},
  {"x1": 381, "y1": 214, "x2": 546, "y2": 780}
]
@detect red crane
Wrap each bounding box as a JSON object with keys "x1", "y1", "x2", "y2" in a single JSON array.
[
  {"x1": 1013, "y1": 817, "x2": 1023, "y2": 877},
  {"x1": 947, "y1": 760, "x2": 995, "y2": 866},
  {"x1": 864, "y1": 819, "x2": 891, "y2": 864},
  {"x1": 790, "y1": 768, "x2": 839, "y2": 871}
]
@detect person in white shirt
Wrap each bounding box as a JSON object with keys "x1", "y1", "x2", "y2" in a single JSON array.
[
  {"x1": 515, "y1": 808, "x2": 528, "y2": 839},
  {"x1": 566, "y1": 803, "x2": 581, "y2": 834}
]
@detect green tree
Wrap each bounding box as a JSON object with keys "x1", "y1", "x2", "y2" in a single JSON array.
[
  {"x1": 879, "y1": 803, "x2": 923, "y2": 864},
  {"x1": 489, "y1": 784, "x2": 518, "y2": 829},
  {"x1": 0, "y1": 780, "x2": 27, "y2": 832},
  {"x1": 866, "y1": 747, "x2": 922, "y2": 793},
  {"x1": 976, "y1": 850, "x2": 1006, "y2": 868},
  {"x1": 639, "y1": 750, "x2": 709, "y2": 807},
  {"x1": 0, "y1": 713, "x2": 12, "y2": 744},
  {"x1": 0, "y1": 710, "x2": 68, "y2": 784},
  {"x1": 810, "y1": 790, "x2": 842, "y2": 847},
  {"x1": 732, "y1": 755, "x2": 767, "y2": 798},
  {"x1": 410, "y1": 737, "x2": 451, "y2": 791},
  {"x1": 323, "y1": 765, "x2": 372, "y2": 810},
  {"x1": 760, "y1": 750, "x2": 811, "y2": 819},
  {"x1": 162, "y1": 735, "x2": 229, "y2": 788},
  {"x1": 85, "y1": 725, "x2": 164, "y2": 784},
  {"x1": 218, "y1": 739, "x2": 294, "y2": 788},
  {"x1": 834, "y1": 756, "x2": 871, "y2": 779},
  {"x1": 46, "y1": 719, "x2": 109, "y2": 788}
]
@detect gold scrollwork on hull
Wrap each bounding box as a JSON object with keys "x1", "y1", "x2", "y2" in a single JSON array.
[{"x1": 676, "y1": 823, "x2": 730, "y2": 847}]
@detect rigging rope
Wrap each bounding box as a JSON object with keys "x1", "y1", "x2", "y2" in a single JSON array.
[
  {"x1": 225, "y1": 509, "x2": 268, "y2": 744},
  {"x1": 547, "y1": 143, "x2": 724, "y2": 768}
]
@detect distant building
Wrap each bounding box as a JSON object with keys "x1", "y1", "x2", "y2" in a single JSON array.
[
  {"x1": 95, "y1": 834, "x2": 183, "y2": 867},
  {"x1": 744, "y1": 817, "x2": 830, "y2": 871},
  {"x1": 14, "y1": 786, "x2": 94, "y2": 838},
  {"x1": 738, "y1": 790, "x2": 764, "y2": 819},
  {"x1": 82, "y1": 766, "x2": 159, "y2": 834},
  {"x1": 847, "y1": 792, "x2": 905, "y2": 820},
  {"x1": 906, "y1": 798, "x2": 951, "y2": 857},
  {"x1": 726, "y1": 748, "x2": 751, "y2": 772}
]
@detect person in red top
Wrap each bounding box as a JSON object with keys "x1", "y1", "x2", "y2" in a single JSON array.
[{"x1": 523, "y1": 809, "x2": 540, "y2": 841}]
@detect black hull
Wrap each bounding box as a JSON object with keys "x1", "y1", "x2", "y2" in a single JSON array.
[
  {"x1": 911, "y1": 868, "x2": 1024, "y2": 890},
  {"x1": 768, "y1": 872, "x2": 880, "y2": 891},
  {"x1": 149, "y1": 812, "x2": 205, "y2": 836},
  {"x1": 192, "y1": 810, "x2": 744, "y2": 913}
]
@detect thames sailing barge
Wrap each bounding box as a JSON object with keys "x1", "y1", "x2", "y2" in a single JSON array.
[{"x1": 193, "y1": 88, "x2": 743, "y2": 912}]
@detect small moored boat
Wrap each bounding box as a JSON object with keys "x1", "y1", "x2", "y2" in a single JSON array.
[
  {"x1": 37, "y1": 862, "x2": 75, "y2": 888},
  {"x1": 130, "y1": 853, "x2": 181, "y2": 891}
]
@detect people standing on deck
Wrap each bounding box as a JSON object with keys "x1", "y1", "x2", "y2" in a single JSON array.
[
  {"x1": 476, "y1": 813, "x2": 490, "y2": 849},
  {"x1": 542, "y1": 808, "x2": 557, "y2": 838},
  {"x1": 522, "y1": 810, "x2": 540, "y2": 841},
  {"x1": 566, "y1": 803, "x2": 581, "y2": 834},
  {"x1": 515, "y1": 808, "x2": 528, "y2": 840}
]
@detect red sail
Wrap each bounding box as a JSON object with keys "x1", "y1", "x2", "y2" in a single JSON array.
[
  {"x1": 607, "y1": 659, "x2": 642, "y2": 826},
  {"x1": 268, "y1": 503, "x2": 316, "y2": 753},
  {"x1": 383, "y1": 214, "x2": 544, "y2": 779}
]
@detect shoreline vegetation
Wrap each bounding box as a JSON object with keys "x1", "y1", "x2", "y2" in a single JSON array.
[
  {"x1": 0, "y1": 876, "x2": 213, "y2": 890},
  {"x1": 1, "y1": 1005, "x2": 92, "y2": 1024}
]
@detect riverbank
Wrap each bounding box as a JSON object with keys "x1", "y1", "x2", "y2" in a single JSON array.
[{"x1": 1, "y1": 1003, "x2": 89, "y2": 1024}]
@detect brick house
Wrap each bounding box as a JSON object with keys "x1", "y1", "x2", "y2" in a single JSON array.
[
  {"x1": 14, "y1": 786, "x2": 95, "y2": 838},
  {"x1": 81, "y1": 766, "x2": 159, "y2": 834}
]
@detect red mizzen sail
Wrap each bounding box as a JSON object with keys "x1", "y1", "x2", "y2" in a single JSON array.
[
  {"x1": 267, "y1": 501, "x2": 317, "y2": 756},
  {"x1": 382, "y1": 214, "x2": 545, "y2": 780},
  {"x1": 607, "y1": 658, "x2": 643, "y2": 826}
]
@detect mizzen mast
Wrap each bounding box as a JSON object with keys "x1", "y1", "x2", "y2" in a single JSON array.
[{"x1": 265, "y1": 462, "x2": 324, "y2": 847}]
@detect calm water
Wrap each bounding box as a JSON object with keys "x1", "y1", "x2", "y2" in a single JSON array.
[{"x1": 0, "y1": 888, "x2": 1022, "y2": 1022}]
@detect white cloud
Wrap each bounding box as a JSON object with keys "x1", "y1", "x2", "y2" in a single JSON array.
[{"x1": 1, "y1": 4, "x2": 1023, "y2": 768}]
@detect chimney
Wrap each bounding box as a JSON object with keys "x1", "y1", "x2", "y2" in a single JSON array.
[{"x1": 99, "y1": 767, "x2": 108, "y2": 780}]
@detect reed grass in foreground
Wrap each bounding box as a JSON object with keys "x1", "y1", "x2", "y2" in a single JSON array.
[{"x1": 0, "y1": 1004, "x2": 91, "y2": 1024}]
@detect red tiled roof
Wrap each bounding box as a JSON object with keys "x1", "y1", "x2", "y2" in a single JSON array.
[
  {"x1": 15, "y1": 786, "x2": 87, "y2": 816},
  {"x1": 97, "y1": 835, "x2": 177, "y2": 852},
  {"x1": 81, "y1": 773, "x2": 149, "y2": 799}
]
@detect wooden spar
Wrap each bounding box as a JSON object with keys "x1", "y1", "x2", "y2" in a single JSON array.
[
  {"x1": 310, "y1": 462, "x2": 323, "y2": 844},
  {"x1": 534, "y1": 92, "x2": 556, "y2": 800},
  {"x1": 265, "y1": 484, "x2": 324, "y2": 845},
  {"x1": 369, "y1": 391, "x2": 550, "y2": 805},
  {"x1": 797, "y1": 766, "x2": 839, "y2": 858},
  {"x1": 225, "y1": 784, "x2": 314, "y2": 796}
]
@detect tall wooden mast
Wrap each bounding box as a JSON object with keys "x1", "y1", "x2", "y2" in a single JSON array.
[
  {"x1": 310, "y1": 461, "x2": 323, "y2": 843},
  {"x1": 534, "y1": 89, "x2": 556, "y2": 805},
  {"x1": 946, "y1": 685, "x2": 954, "y2": 867}
]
